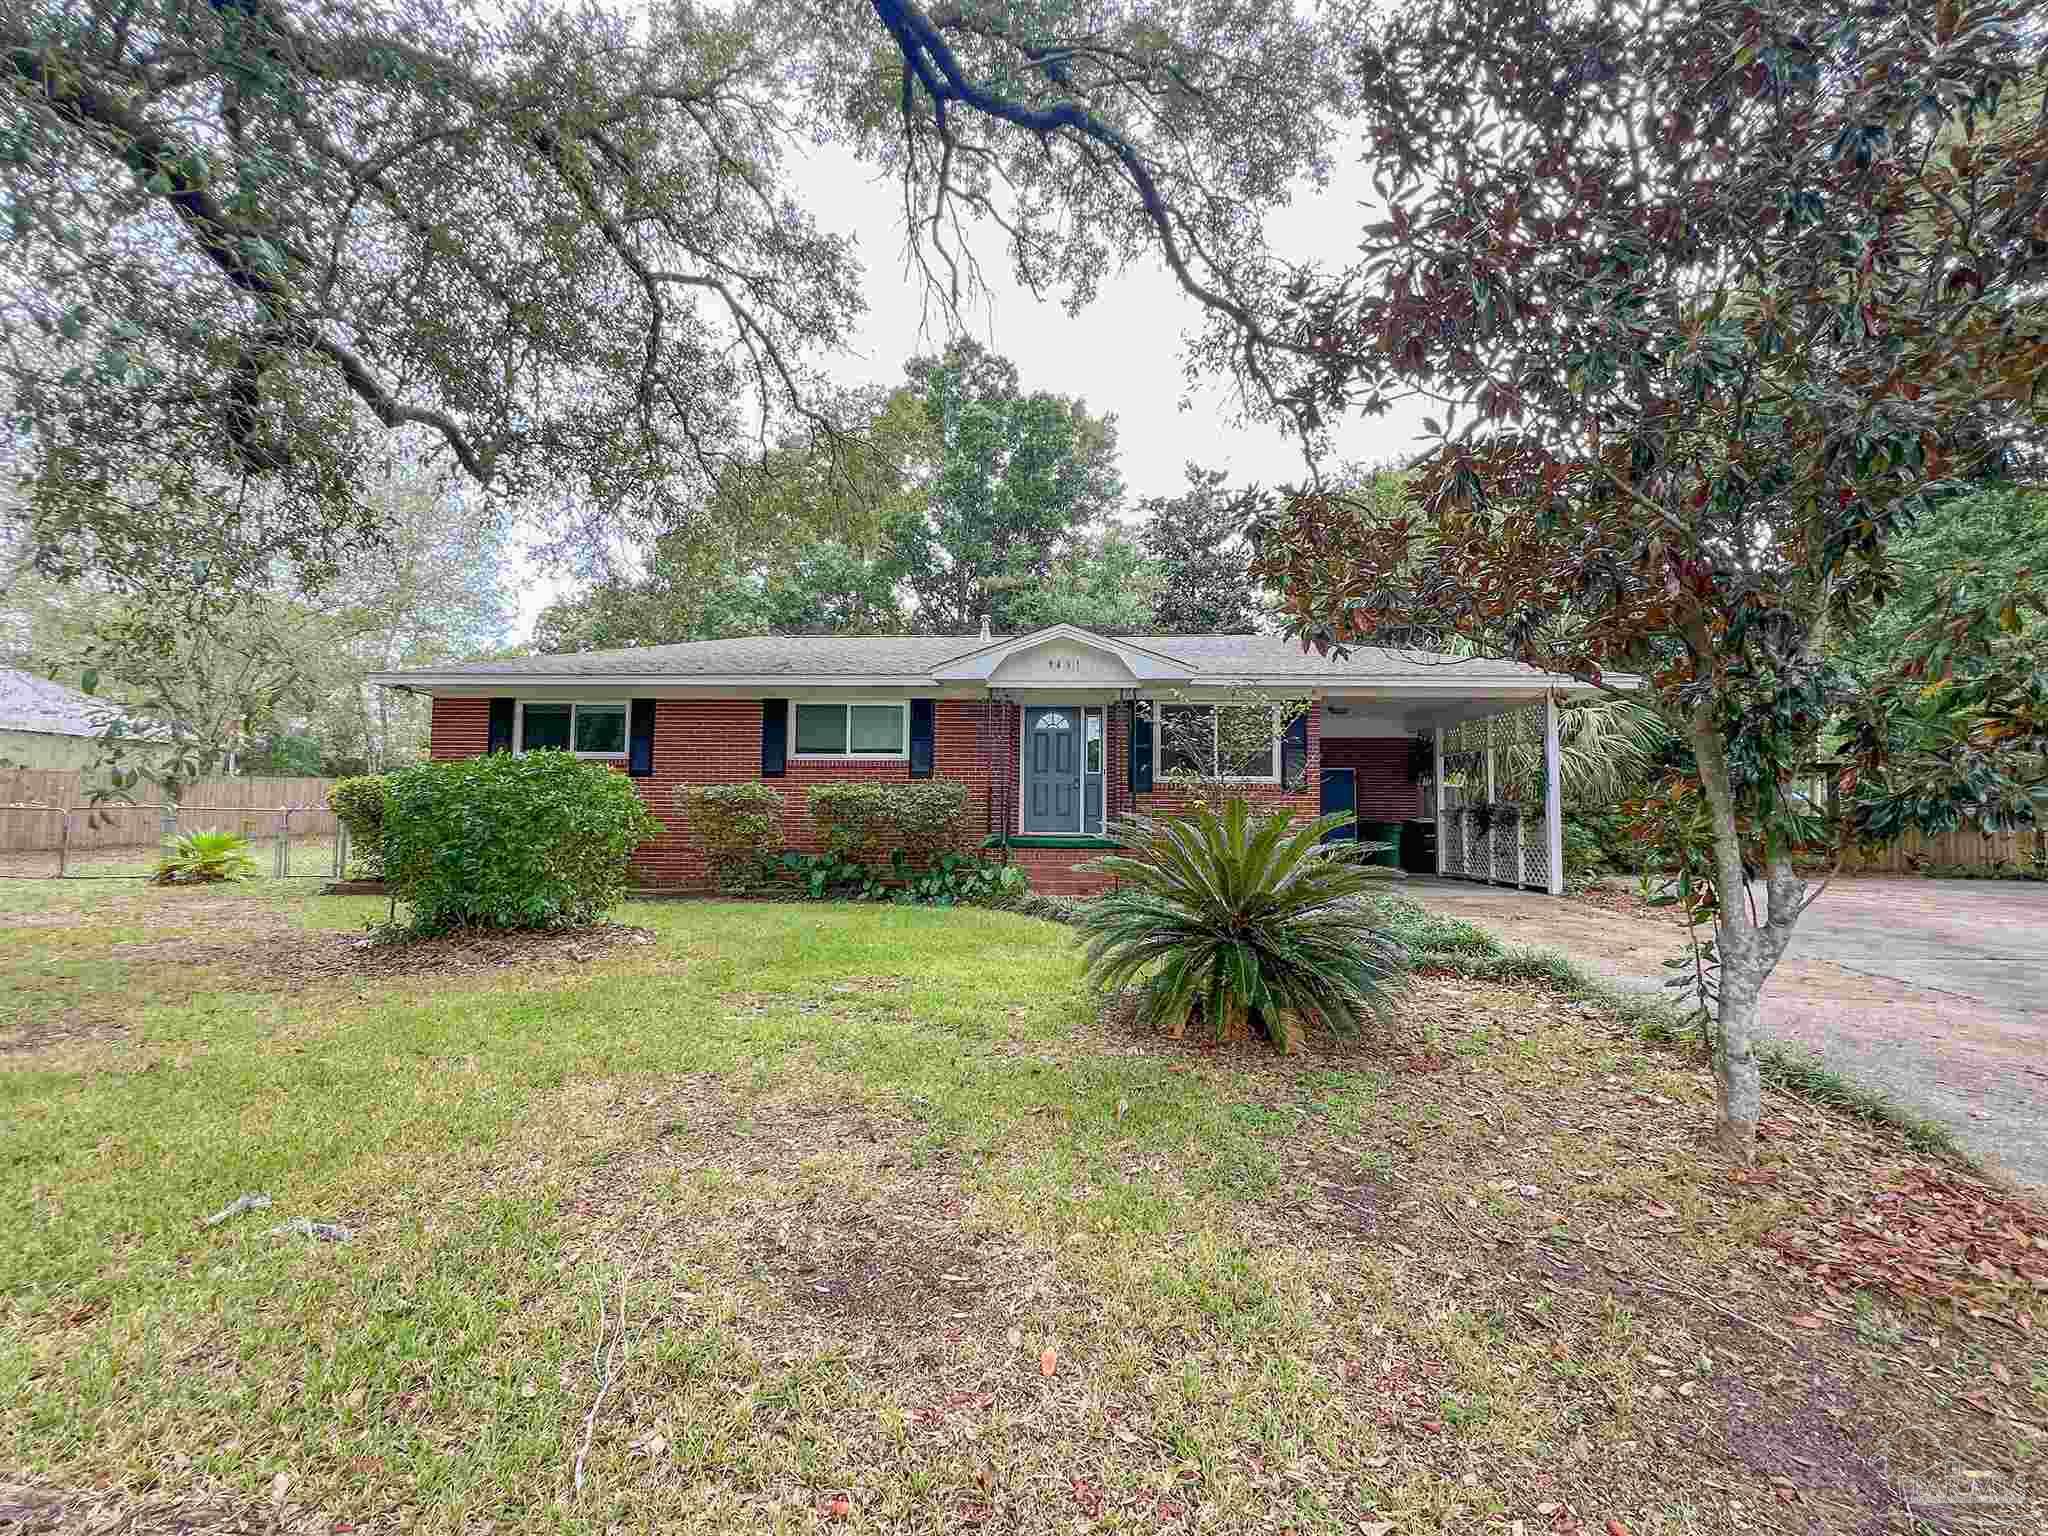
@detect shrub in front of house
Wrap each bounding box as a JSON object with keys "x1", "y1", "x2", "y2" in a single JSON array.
[
  {"x1": 1074, "y1": 799, "x2": 1407, "y2": 1052},
  {"x1": 676, "y1": 783, "x2": 785, "y2": 892},
  {"x1": 806, "y1": 780, "x2": 970, "y2": 864},
  {"x1": 328, "y1": 774, "x2": 390, "y2": 879},
  {"x1": 382, "y1": 751, "x2": 661, "y2": 933}
]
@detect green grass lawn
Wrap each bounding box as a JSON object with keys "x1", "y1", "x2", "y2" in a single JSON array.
[{"x1": 2, "y1": 878, "x2": 2042, "y2": 1534}]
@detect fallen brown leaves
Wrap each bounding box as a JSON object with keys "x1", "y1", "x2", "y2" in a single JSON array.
[
  {"x1": 1765, "y1": 1166, "x2": 2048, "y2": 1328},
  {"x1": 265, "y1": 922, "x2": 658, "y2": 986}
]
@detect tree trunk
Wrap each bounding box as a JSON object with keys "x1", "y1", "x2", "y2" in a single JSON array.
[
  {"x1": 1688, "y1": 707, "x2": 1770, "y2": 1162},
  {"x1": 1712, "y1": 946, "x2": 1765, "y2": 1163}
]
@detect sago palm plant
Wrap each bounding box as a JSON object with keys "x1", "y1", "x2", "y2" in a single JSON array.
[
  {"x1": 1075, "y1": 801, "x2": 1407, "y2": 1052},
  {"x1": 153, "y1": 827, "x2": 260, "y2": 885}
]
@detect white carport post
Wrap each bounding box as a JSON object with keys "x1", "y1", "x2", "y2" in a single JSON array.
[
  {"x1": 1432, "y1": 727, "x2": 1446, "y2": 875},
  {"x1": 1543, "y1": 691, "x2": 1564, "y2": 896},
  {"x1": 1482, "y1": 719, "x2": 1498, "y2": 884}
]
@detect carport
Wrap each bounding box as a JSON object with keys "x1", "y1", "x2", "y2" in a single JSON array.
[{"x1": 1319, "y1": 684, "x2": 1602, "y2": 897}]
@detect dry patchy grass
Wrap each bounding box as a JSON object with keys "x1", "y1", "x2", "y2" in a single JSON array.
[{"x1": 1, "y1": 884, "x2": 2042, "y2": 1534}]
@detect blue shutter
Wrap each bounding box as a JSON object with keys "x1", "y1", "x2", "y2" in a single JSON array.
[
  {"x1": 628, "y1": 699, "x2": 656, "y2": 776},
  {"x1": 761, "y1": 699, "x2": 788, "y2": 777},
  {"x1": 1283, "y1": 710, "x2": 1310, "y2": 792},
  {"x1": 1129, "y1": 701, "x2": 1153, "y2": 793},
  {"x1": 487, "y1": 698, "x2": 514, "y2": 753},
  {"x1": 908, "y1": 699, "x2": 935, "y2": 778}
]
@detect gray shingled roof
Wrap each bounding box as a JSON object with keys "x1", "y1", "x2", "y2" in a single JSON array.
[
  {"x1": 383, "y1": 631, "x2": 1571, "y2": 682},
  {"x1": 0, "y1": 668, "x2": 121, "y2": 737},
  {"x1": 1115, "y1": 634, "x2": 1560, "y2": 680}
]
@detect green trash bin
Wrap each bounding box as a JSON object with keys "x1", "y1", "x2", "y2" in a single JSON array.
[{"x1": 1355, "y1": 820, "x2": 1403, "y2": 868}]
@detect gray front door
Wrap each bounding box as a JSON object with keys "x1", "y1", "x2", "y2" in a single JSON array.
[{"x1": 1024, "y1": 707, "x2": 1083, "y2": 833}]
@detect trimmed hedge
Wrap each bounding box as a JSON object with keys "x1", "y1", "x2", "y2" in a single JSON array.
[
  {"x1": 676, "y1": 782, "x2": 785, "y2": 891},
  {"x1": 806, "y1": 779, "x2": 969, "y2": 863},
  {"x1": 327, "y1": 774, "x2": 389, "y2": 879},
  {"x1": 382, "y1": 751, "x2": 661, "y2": 932}
]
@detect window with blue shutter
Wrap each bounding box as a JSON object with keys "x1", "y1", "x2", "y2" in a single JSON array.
[{"x1": 1129, "y1": 700, "x2": 1153, "y2": 793}]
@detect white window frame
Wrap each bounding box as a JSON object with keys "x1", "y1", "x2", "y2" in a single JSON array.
[
  {"x1": 1149, "y1": 700, "x2": 1283, "y2": 783},
  {"x1": 515, "y1": 699, "x2": 630, "y2": 760},
  {"x1": 791, "y1": 699, "x2": 910, "y2": 761}
]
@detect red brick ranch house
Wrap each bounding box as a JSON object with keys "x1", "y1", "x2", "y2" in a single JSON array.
[{"x1": 371, "y1": 625, "x2": 1606, "y2": 895}]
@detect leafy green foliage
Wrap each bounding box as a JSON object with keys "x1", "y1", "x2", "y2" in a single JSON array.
[
  {"x1": 7, "y1": 0, "x2": 1339, "y2": 606},
  {"x1": 1140, "y1": 465, "x2": 1258, "y2": 633},
  {"x1": 782, "y1": 850, "x2": 889, "y2": 902},
  {"x1": 886, "y1": 341, "x2": 1123, "y2": 633},
  {"x1": 898, "y1": 852, "x2": 1028, "y2": 908},
  {"x1": 677, "y1": 784, "x2": 786, "y2": 893},
  {"x1": 1249, "y1": 0, "x2": 2046, "y2": 1155},
  {"x1": 1075, "y1": 802, "x2": 1406, "y2": 1051},
  {"x1": 776, "y1": 848, "x2": 1022, "y2": 907},
  {"x1": 1838, "y1": 487, "x2": 2048, "y2": 683},
  {"x1": 1002, "y1": 528, "x2": 1161, "y2": 632},
  {"x1": 806, "y1": 781, "x2": 970, "y2": 864},
  {"x1": 381, "y1": 752, "x2": 660, "y2": 934},
  {"x1": 327, "y1": 775, "x2": 390, "y2": 880},
  {"x1": 153, "y1": 828, "x2": 259, "y2": 886}
]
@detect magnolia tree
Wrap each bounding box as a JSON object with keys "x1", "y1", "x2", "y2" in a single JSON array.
[{"x1": 1251, "y1": 0, "x2": 2047, "y2": 1159}]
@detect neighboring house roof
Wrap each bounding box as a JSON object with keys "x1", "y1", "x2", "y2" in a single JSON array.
[
  {"x1": 0, "y1": 667, "x2": 125, "y2": 738},
  {"x1": 371, "y1": 627, "x2": 1614, "y2": 691}
]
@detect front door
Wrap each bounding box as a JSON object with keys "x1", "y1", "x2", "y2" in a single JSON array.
[{"x1": 1024, "y1": 707, "x2": 1083, "y2": 833}]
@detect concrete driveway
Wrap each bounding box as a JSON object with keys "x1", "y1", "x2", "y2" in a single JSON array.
[{"x1": 1401, "y1": 877, "x2": 2048, "y2": 1189}]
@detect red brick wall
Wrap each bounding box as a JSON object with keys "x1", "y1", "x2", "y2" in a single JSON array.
[
  {"x1": 424, "y1": 695, "x2": 1352, "y2": 892},
  {"x1": 425, "y1": 695, "x2": 998, "y2": 887},
  {"x1": 429, "y1": 697, "x2": 490, "y2": 760},
  {"x1": 1320, "y1": 736, "x2": 1424, "y2": 820}
]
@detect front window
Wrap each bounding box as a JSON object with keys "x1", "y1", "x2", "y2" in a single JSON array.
[
  {"x1": 1154, "y1": 702, "x2": 1282, "y2": 781},
  {"x1": 518, "y1": 701, "x2": 627, "y2": 758},
  {"x1": 1084, "y1": 711, "x2": 1103, "y2": 774},
  {"x1": 794, "y1": 701, "x2": 908, "y2": 758}
]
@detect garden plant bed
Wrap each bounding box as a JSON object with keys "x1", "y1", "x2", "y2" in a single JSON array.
[
  {"x1": 2, "y1": 880, "x2": 2042, "y2": 1533},
  {"x1": 260, "y1": 921, "x2": 659, "y2": 986}
]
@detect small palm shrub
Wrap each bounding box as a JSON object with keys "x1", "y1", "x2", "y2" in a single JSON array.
[
  {"x1": 1075, "y1": 801, "x2": 1406, "y2": 1052},
  {"x1": 154, "y1": 828, "x2": 260, "y2": 885}
]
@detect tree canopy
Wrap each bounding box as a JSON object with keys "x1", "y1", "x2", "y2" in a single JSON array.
[
  {"x1": 3, "y1": 0, "x2": 1345, "y2": 596},
  {"x1": 1140, "y1": 464, "x2": 1258, "y2": 632},
  {"x1": 1251, "y1": 0, "x2": 2048, "y2": 1160},
  {"x1": 886, "y1": 339, "x2": 1121, "y2": 632}
]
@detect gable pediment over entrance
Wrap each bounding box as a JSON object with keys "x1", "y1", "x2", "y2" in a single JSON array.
[{"x1": 930, "y1": 625, "x2": 1193, "y2": 685}]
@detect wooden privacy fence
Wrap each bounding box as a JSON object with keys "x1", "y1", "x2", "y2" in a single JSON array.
[
  {"x1": 1843, "y1": 823, "x2": 2045, "y2": 875},
  {"x1": 0, "y1": 771, "x2": 338, "y2": 853}
]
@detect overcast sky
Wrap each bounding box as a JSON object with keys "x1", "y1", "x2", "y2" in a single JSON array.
[{"x1": 511, "y1": 135, "x2": 1427, "y2": 639}]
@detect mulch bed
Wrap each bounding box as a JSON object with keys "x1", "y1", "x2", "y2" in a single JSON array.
[
  {"x1": 1569, "y1": 880, "x2": 1681, "y2": 922},
  {"x1": 261, "y1": 923, "x2": 658, "y2": 986},
  {"x1": 1764, "y1": 1166, "x2": 2048, "y2": 1332}
]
